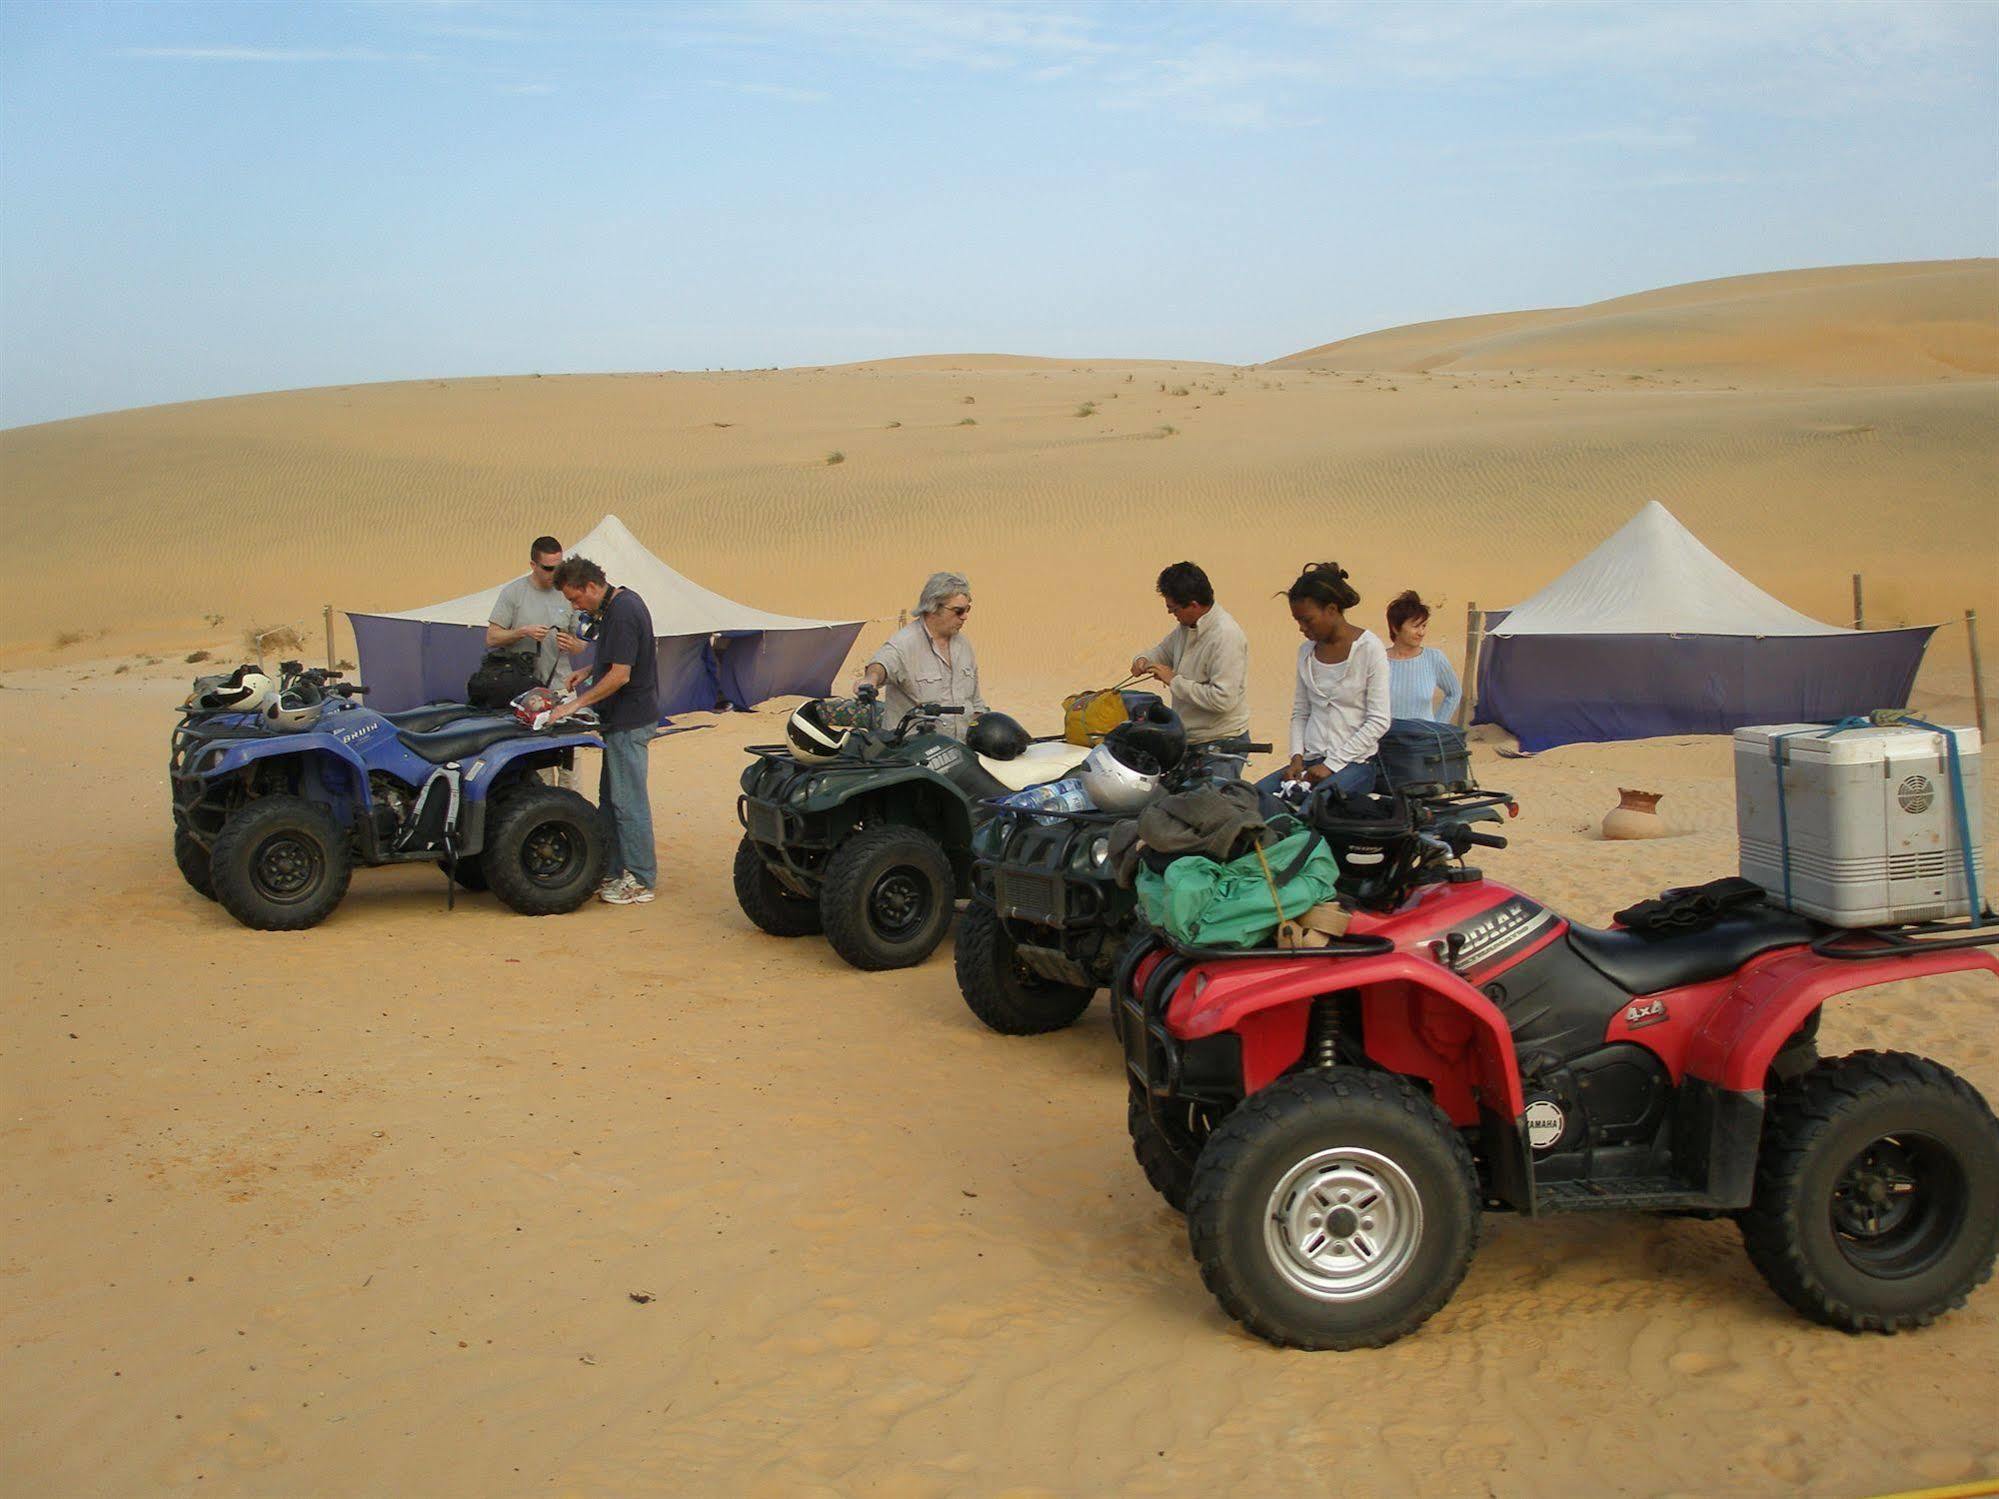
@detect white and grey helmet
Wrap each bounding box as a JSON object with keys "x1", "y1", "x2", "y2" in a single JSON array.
[
  {"x1": 1079, "y1": 740, "x2": 1162, "y2": 813},
  {"x1": 786, "y1": 699, "x2": 850, "y2": 764},
  {"x1": 260, "y1": 681, "x2": 326, "y2": 732},
  {"x1": 192, "y1": 665, "x2": 276, "y2": 715}
]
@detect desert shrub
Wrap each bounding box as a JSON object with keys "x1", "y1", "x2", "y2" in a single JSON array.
[{"x1": 826, "y1": 451, "x2": 845, "y2": 465}]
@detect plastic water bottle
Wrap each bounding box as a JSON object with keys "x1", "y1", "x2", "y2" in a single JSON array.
[{"x1": 1000, "y1": 776, "x2": 1095, "y2": 825}]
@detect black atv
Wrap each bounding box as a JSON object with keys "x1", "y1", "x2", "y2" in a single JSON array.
[
  {"x1": 735, "y1": 696, "x2": 1092, "y2": 970},
  {"x1": 955, "y1": 741, "x2": 1264, "y2": 1034}
]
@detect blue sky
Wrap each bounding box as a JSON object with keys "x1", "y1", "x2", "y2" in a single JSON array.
[{"x1": 2, "y1": 0, "x2": 1994, "y2": 428}]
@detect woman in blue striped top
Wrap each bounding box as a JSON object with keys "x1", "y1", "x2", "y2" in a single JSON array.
[{"x1": 1384, "y1": 591, "x2": 1462, "y2": 724}]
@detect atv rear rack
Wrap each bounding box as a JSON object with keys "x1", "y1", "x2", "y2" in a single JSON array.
[{"x1": 1810, "y1": 914, "x2": 1999, "y2": 960}]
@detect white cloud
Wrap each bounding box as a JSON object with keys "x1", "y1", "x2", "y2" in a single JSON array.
[
  {"x1": 717, "y1": 81, "x2": 834, "y2": 103},
  {"x1": 120, "y1": 46, "x2": 434, "y2": 63}
]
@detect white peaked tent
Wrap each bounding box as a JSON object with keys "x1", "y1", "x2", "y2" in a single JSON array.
[
  {"x1": 1474, "y1": 501, "x2": 1933, "y2": 751},
  {"x1": 348, "y1": 514, "x2": 865, "y2": 717}
]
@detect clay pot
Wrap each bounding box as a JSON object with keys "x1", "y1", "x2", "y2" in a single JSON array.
[{"x1": 1602, "y1": 788, "x2": 1667, "y2": 840}]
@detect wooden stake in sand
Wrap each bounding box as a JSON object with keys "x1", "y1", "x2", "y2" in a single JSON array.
[
  {"x1": 1969, "y1": 609, "x2": 1988, "y2": 741},
  {"x1": 323, "y1": 604, "x2": 335, "y2": 670},
  {"x1": 1852, "y1": 573, "x2": 1865, "y2": 630},
  {"x1": 1456, "y1": 601, "x2": 1483, "y2": 730}
]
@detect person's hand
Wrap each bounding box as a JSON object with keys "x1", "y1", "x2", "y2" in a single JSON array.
[
  {"x1": 544, "y1": 700, "x2": 574, "y2": 723},
  {"x1": 1149, "y1": 662, "x2": 1175, "y2": 686},
  {"x1": 1130, "y1": 655, "x2": 1150, "y2": 677},
  {"x1": 566, "y1": 669, "x2": 589, "y2": 691},
  {"x1": 1286, "y1": 756, "x2": 1307, "y2": 782},
  {"x1": 522, "y1": 624, "x2": 550, "y2": 643},
  {"x1": 1303, "y1": 762, "x2": 1332, "y2": 785},
  {"x1": 554, "y1": 630, "x2": 586, "y2": 654}
]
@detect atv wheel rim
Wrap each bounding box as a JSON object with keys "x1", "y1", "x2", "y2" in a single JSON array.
[
  {"x1": 868, "y1": 866, "x2": 933, "y2": 942},
  {"x1": 1264, "y1": 1147, "x2": 1423, "y2": 1302},
  {"x1": 1830, "y1": 1133, "x2": 1966, "y2": 1279},
  {"x1": 520, "y1": 821, "x2": 581, "y2": 888},
  {"x1": 252, "y1": 833, "x2": 323, "y2": 904}
]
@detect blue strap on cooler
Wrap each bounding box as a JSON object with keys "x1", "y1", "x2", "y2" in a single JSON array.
[{"x1": 1769, "y1": 713, "x2": 1986, "y2": 920}]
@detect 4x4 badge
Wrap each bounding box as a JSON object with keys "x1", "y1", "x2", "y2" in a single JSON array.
[{"x1": 1624, "y1": 998, "x2": 1668, "y2": 1030}]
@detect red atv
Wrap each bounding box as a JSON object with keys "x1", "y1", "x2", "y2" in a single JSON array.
[{"x1": 1114, "y1": 788, "x2": 1999, "y2": 1350}]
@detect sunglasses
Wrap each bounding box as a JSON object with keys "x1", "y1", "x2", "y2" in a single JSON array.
[
  {"x1": 532, "y1": 560, "x2": 559, "y2": 573},
  {"x1": 946, "y1": 604, "x2": 972, "y2": 618}
]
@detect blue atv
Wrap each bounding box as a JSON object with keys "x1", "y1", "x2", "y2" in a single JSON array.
[{"x1": 170, "y1": 665, "x2": 607, "y2": 930}]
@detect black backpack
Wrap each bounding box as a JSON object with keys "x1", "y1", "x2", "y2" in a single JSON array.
[{"x1": 466, "y1": 650, "x2": 542, "y2": 709}]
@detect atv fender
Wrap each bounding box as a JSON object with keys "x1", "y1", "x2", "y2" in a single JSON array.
[
  {"x1": 1166, "y1": 952, "x2": 1526, "y2": 1124},
  {"x1": 202, "y1": 738, "x2": 369, "y2": 815},
  {"x1": 459, "y1": 732, "x2": 600, "y2": 802},
  {"x1": 1689, "y1": 943, "x2": 1999, "y2": 1094},
  {"x1": 814, "y1": 768, "x2": 977, "y2": 845}
]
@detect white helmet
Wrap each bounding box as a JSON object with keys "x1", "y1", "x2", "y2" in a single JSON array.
[
  {"x1": 1079, "y1": 741, "x2": 1161, "y2": 813},
  {"x1": 193, "y1": 665, "x2": 275, "y2": 715},
  {"x1": 260, "y1": 681, "x2": 325, "y2": 732},
  {"x1": 786, "y1": 699, "x2": 850, "y2": 764}
]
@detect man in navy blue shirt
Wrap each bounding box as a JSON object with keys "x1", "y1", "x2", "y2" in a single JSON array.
[{"x1": 548, "y1": 557, "x2": 660, "y2": 905}]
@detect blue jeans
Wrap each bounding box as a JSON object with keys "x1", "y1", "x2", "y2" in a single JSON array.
[
  {"x1": 598, "y1": 726, "x2": 657, "y2": 889},
  {"x1": 1254, "y1": 757, "x2": 1377, "y2": 820}
]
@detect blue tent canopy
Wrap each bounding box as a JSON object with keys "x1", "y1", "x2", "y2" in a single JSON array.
[
  {"x1": 1473, "y1": 503, "x2": 1933, "y2": 752},
  {"x1": 347, "y1": 515, "x2": 865, "y2": 719}
]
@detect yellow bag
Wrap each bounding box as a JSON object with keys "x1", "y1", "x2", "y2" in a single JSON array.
[{"x1": 1063, "y1": 685, "x2": 1132, "y2": 746}]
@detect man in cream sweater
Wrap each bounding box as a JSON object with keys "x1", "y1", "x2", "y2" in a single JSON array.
[{"x1": 1131, "y1": 561, "x2": 1251, "y2": 750}]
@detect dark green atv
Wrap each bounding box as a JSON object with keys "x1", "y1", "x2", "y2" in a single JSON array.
[
  {"x1": 734, "y1": 695, "x2": 1091, "y2": 971},
  {"x1": 955, "y1": 742, "x2": 1261, "y2": 1033}
]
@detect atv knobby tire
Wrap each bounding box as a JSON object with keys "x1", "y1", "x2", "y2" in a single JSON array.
[
  {"x1": 733, "y1": 835, "x2": 823, "y2": 937},
  {"x1": 482, "y1": 786, "x2": 606, "y2": 916},
  {"x1": 1187, "y1": 1068, "x2": 1480, "y2": 1350},
  {"x1": 1738, "y1": 1049, "x2": 1999, "y2": 1333},
  {"x1": 173, "y1": 827, "x2": 217, "y2": 901},
  {"x1": 209, "y1": 795, "x2": 352, "y2": 931},
  {"x1": 955, "y1": 903, "x2": 1094, "y2": 1033},
  {"x1": 820, "y1": 824, "x2": 954, "y2": 971},
  {"x1": 1129, "y1": 1081, "x2": 1222, "y2": 1214}
]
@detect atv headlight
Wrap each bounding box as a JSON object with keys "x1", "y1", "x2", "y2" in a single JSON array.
[{"x1": 1090, "y1": 836, "x2": 1111, "y2": 869}]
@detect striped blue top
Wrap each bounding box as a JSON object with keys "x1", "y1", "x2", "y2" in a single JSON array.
[{"x1": 1387, "y1": 647, "x2": 1462, "y2": 724}]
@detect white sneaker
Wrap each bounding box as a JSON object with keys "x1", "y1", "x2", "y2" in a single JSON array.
[{"x1": 600, "y1": 874, "x2": 655, "y2": 906}]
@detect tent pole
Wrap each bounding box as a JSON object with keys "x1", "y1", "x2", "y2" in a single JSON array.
[
  {"x1": 1457, "y1": 600, "x2": 1482, "y2": 730},
  {"x1": 1969, "y1": 609, "x2": 1988, "y2": 741},
  {"x1": 1852, "y1": 574, "x2": 1864, "y2": 630},
  {"x1": 324, "y1": 604, "x2": 335, "y2": 669}
]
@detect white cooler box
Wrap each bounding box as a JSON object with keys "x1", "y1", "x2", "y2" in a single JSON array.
[{"x1": 1735, "y1": 722, "x2": 1985, "y2": 927}]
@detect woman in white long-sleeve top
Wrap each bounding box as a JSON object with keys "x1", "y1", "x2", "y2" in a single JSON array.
[{"x1": 1254, "y1": 561, "x2": 1391, "y2": 813}]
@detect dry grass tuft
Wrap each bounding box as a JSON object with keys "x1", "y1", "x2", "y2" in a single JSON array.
[
  {"x1": 957, "y1": 417, "x2": 977, "y2": 426},
  {"x1": 245, "y1": 624, "x2": 304, "y2": 655},
  {"x1": 825, "y1": 451, "x2": 845, "y2": 465},
  {"x1": 185, "y1": 649, "x2": 211, "y2": 663}
]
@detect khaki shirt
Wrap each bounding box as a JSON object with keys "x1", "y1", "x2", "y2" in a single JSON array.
[
  {"x1": 1145, "y1": 603, "x2": 1251, "y2": 743},
  {"x1": 869, "y1": 619, "x2": 987, "y2": 740}
]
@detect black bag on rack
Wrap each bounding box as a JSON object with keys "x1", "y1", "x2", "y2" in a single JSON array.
[
  {"x1": 466, "y1": 650, "x2": 541, "y2": 709},
  {"x1": 1374, "y1": 719, "x2": 1472, "y2": 794}
]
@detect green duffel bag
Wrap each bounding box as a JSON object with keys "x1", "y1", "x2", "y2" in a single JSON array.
[{"x1": 1135, "y1": 816, "x2": 1342, "y2": 949}]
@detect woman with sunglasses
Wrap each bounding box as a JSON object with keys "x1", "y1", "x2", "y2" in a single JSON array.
[{"x1": 856, "y1": 571, "x2": 987, "y2": 740}]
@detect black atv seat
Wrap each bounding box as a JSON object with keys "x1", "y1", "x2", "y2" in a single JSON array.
[
  {"x1": 396, "y1": 722, "x2": 533, "y2": 764},
  {"x1": 1566, "y1": 907, "x2": 1823, "y2": 996},
  {"x1": 385, "y1": 703, "x2": 498, "y2": 732}
]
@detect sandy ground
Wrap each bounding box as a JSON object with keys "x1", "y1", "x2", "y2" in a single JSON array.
[{"x1": 3, "y1": 260, "x2": 1998, "y2": 1495}]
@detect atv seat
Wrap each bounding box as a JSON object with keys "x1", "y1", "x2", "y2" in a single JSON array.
[
  {"x1": 1567, "y1": 907, "x2": 1823, "y2": 996},
  {"x1": 976, "y1": 741, "x2": 1092, "y2": 792},
  {"x1": 386, "y1": 703, "x2": 498, "y2": 733},
  {"x1": 396, "y1": 722, "x2": 533, "y2": 764}
]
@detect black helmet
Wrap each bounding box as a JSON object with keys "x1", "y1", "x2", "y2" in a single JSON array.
[
  {"x1": 966, "y1": 711, "x2": 1030, "y2": 760},
  {"x1": 1105, "y1": 702, "x2": 1185, "y2": 773}
]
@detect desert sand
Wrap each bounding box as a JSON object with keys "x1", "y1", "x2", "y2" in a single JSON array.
[{"x1": 2, "y1": 259, "x2": 1996, "y2": 1496}]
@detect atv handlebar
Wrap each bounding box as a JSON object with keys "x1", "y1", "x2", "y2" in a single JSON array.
[{"x1": 1458, "y1": 828, "x2": 1508, "y2": 850}]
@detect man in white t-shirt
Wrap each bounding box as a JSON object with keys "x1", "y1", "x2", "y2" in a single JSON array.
[
  {"x1": 488, "y1": 534, "x2": 588, "y2": 787},
  {"x1": 488, "y1": 535, "x2": 586, "y2": 688}
]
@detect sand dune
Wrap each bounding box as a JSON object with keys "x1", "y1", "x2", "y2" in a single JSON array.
[
  {"x1": 1274, "y1": 259, "x2": 1999, "y2": 383},
  {"x1": 3, "y1": 260, "x2": 1997, "y2": 1496}
]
